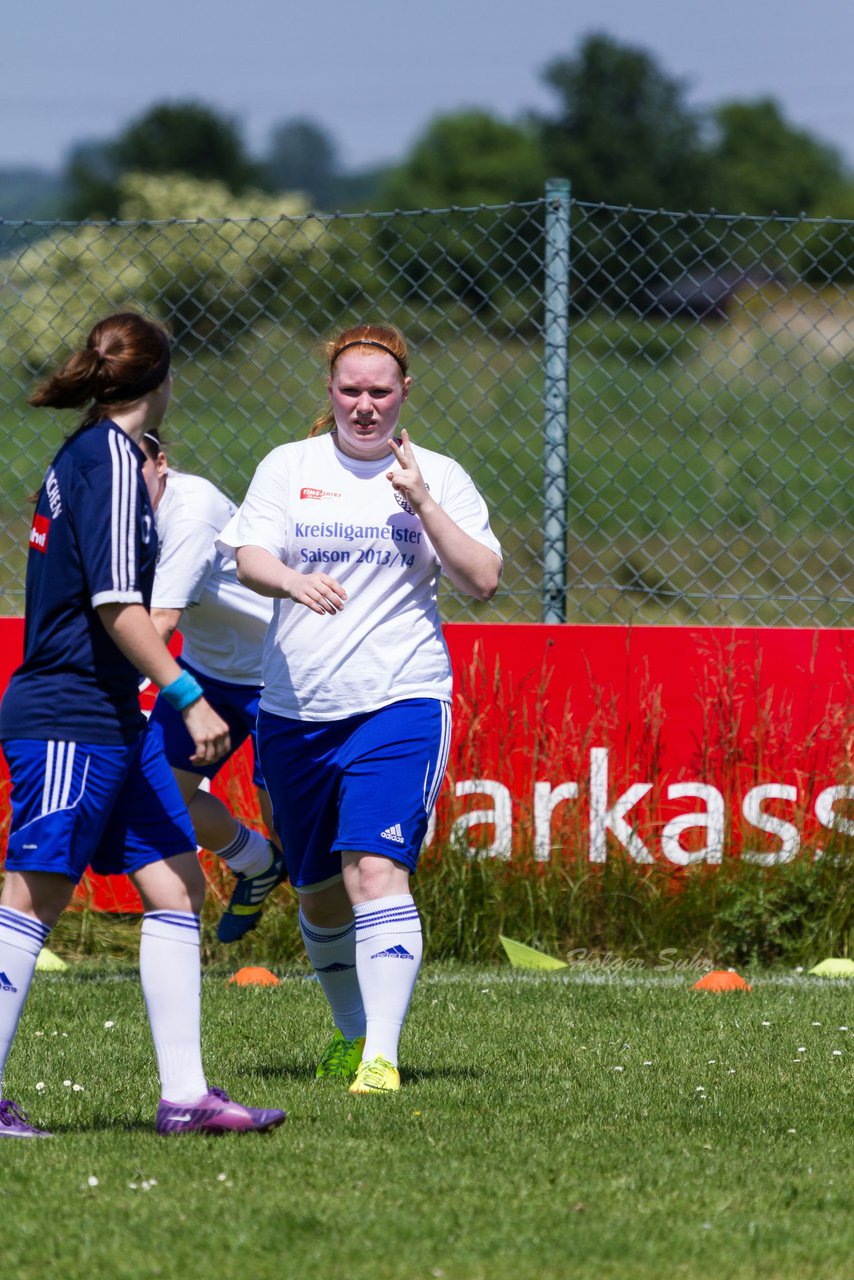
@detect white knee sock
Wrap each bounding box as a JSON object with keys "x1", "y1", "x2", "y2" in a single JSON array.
[
  {"x1": 0, "y1": 907, "x2": 50, "y2": 1092},
  {"x1": 299, "y1": 910, "x2": 365, "y2": 1040},
  {"x1": 139, "y1": 911, "x2": 208, "y2": 1103},
  {"x1": 354, "y1": 895, "x2": 423, "y2": 1067},
  {"x1": 213, "y1": 824, "x2": 273, "y2": 877}
]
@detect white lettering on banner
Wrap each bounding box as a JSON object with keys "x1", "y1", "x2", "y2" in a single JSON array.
[
  {"x1": 534, "y1": 781, "x2": 579, "y2": 861},
  {"x1": 660, "y1": 783, "x2": 725, "y2": 866},
  {"x1": 451, "y1": 780, "x2": 512, "y2": 859},
  {"x1": 422, "y1": 760, "x2": 850, "y2": 864},
  {"x1": 589, "y1": 747, "x2": 653, "y2": 864},
  {"x1": 742, "y1": 784, "x2": 800, "y2": 865},
  {"x1": 814, "y1": 786, "x2": 854, "y2": 855}
]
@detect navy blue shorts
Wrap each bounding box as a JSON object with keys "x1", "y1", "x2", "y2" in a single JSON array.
[
  {"x1": 257, "y1": 698, "x2": 451, "y2": 889},
  {"x1": 147, "y1": 659, "x2": 266, "y2": 789},
  {"x1": 2, "y1": 730, "x2": 196, "y2": 883}
]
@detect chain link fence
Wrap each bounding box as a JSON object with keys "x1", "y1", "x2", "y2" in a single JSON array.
[{"x1": 0, "y1": 189, "x2": 851, "y2": 624}]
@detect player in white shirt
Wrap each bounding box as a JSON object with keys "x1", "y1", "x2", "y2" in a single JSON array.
[
  {"x1": 140, "y1": 437, "x2": 286, "y2": 943},
  {"x1": 218, "y1": 323, "x2": 502, "y2": 1094}
]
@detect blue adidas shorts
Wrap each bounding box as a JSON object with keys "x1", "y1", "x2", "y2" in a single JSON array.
[
  {"x1": 257, "y1": 698, "x2": 451, "y2": 889},
  {"x1": 2, "y1": 730, "x2": 196, "y2": 883},
  {"x1": 147, "y1": 659, "x2": 266, "y2": 788}
]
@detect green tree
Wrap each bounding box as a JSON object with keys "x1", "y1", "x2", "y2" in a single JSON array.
[
  {"x1": 709, "y1": 98, "x2": 846, "y2": 215},
  {"x1": 381, "y1": 110, "x2": 545, "y2": 208},
  {"x1": 537, "y1": 33, "x2": 711, "y2": 209},
  {"x1": 376, "y1": 111, "x2": 546, "y2": 326},
  {"x1": 63, "y1": 101, "x2": 260, "y2": 218},
  {"x1": 264, "y1": 118, "x2": 339, "y2": 208}
]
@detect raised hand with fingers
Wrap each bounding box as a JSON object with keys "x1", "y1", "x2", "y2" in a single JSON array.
[{"x1": 387, "y1": 428, "x2": 432, "y2": 514}]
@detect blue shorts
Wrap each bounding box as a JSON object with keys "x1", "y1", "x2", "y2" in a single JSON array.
[
  {"x1": 257, "y1": 698, "x2": 451, "y2": 889},
  {"x1": 2, "y1": 730, "x2": 196, "y2": 883},
  {"x1": 147, "y1": 659, "x2": 266, "y2": 789}
]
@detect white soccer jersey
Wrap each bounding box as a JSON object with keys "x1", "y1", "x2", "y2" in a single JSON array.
[
  {"x1": 217, "y1": 433, "x2": 501, "y2": 720},
  {"x1": 152, "y1": 470, "x2": 273, "y2": 685}
]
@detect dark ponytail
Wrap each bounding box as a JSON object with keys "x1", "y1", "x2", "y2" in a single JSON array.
[{"x1": 29, "y1": 311, "x2": 171, "y2": 425}]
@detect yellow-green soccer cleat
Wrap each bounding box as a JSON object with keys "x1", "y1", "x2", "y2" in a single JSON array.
[
  {"x1": 315, "y1": 1030, "x2": 366, "y2": 1082},
  {"x1": 349, "y1": 1054, "x2": 401, "y2": 1095}
]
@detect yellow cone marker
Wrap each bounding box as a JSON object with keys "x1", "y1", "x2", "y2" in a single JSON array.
[
  {"x1": 808, "y1": 958, "x2": 854, "y2": 978},
  {"x1": 499, "y1": 935, "x2": 568, "y2": 971},
  {"x1": 35, "y1": 946, "x2": 68, "y2": 972}
]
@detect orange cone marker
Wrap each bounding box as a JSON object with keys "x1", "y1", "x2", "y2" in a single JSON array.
[
  {"x1": 229, "y1": 966, "x2": 281, "y2": 987},
  {"x1": 693, "y1": 970, "x2": 751, "y2": 992}
]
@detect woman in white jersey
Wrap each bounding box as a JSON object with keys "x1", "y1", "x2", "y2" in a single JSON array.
[
  {"x1": 218, "y1": 323, "x2": 502, "y2": 1094},
  {"x1": 140, "y1": 435, "x2": 285, "y2": 943}
]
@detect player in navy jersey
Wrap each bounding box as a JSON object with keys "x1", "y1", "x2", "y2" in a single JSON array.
[
  {"x1": 0, "y1": 311, "x2": 285, "y2": 1138},
  {"x1": 139, "y1": 434, "x2": 286, "y2": 942},
  {"x1": 218, "y1": 323, "x2": 502, "y2": 1095}
]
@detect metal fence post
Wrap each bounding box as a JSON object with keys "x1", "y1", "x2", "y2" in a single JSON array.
[{"x1": 542, "y1": 178, "x2": 571, "y2": 624}]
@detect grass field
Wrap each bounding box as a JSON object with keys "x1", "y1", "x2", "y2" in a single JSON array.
[{"x1": 3, "y1": 963, "x2": 853, "y2": 1280}]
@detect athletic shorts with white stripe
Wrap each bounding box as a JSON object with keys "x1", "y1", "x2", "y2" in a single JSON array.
[
  {"x1": 257, "y1": 697, "x2": 451, "y2": 888},
  {"x1": 1, "y1": 730, "x2": 196, "y2": 882}
]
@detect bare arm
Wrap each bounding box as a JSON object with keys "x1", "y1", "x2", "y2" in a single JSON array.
[
  {"x1": 236, "y1": 544, "x2": 347, "y2": 616},
  {"x1": 150, "y1": 606, "x2": 183, "y2": 647},
  {"x1": 387, "y1": 430, "x2": 502, "y2": 602},
  {"x1": 97, "y1": 602, "x2": 230, "y2": 765}
]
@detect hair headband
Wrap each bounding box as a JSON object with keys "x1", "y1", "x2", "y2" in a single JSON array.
[
  {"x1": 98, "y1": 330, "x2": 172, "y2": 403},
  {"x1": 332, "y1": 339, "x2": 407, "y2": 375}
]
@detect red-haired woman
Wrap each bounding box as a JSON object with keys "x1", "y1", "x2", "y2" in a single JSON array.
[
  {"x1": 0, "y1": 312, "x2": 285, "y2": 1138},
  {"x1": 219, "y1": 323, "x2": 502, "y2": 1094}
]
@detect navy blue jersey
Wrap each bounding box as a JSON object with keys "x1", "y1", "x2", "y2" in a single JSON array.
[{"x1": 0, "y1": 419, "x2": 158, "y2": 744}]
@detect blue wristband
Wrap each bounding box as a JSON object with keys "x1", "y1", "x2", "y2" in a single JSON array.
[{"x1": 160, "y1": 669, "x2": 204, "y2": 712}]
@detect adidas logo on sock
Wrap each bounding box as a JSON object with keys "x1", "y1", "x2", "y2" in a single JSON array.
[
  {"x1": 380, "y1": 823, "x2": 405, "y2": 844},
  {"x1": 370, "y1": 944, "x2": 414, "y2": 960},
  {"x1": 0, "y1": 971, "x2": 18, "y2": 993}
]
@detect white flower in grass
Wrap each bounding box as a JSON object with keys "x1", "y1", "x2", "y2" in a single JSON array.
[
  {"x1": 812, "y1": 1021, "x2": 821, "y2": 1027},
  {"x1": 217, "y1": 1173, "x2": 228, "y2": 1182},
  {"x1": 839, "y1": 1026, "x2": 849, "y2": 1032},
  {"x1": 129, "y1": 1183, "x2": 138, "y2": 1191},
  {"x1": 707, "y1": 1059, "x2": 716, "y2": 1065},
  {"x1": 728, "y1": 1069, "x2": 736, "y2": 1074},
  {"x1": 612, "y1": 1066, "x2": 624, "y2": 1072},
  {"x1": 104, "y1": 1021, "x2": 115, "y2": 1029},
  {"x1": 761, "y1": 1021, "x2": 771, "y2": 1027},
  {"x1": 35, "y1": 1082, "x2": 45, "y2": 1091},
  {"x1": 832, "y1": 1050, "x2": 842, "y2": 1056},
  {"x1": 643, "y1": 1061, "x2": 653, "y2": 1067},
  {"x1": 87, "y1": 1176, "x2": 99, "y2": 1188},
  {"x1": 797, "y1": 1047, "x2": 806, "y2": 1054},
  {"x1": 63, "y1": 1080, "x2": 72, "y2": 1087},
  {"x1": 73, "y1": 1084, "x2": 84, "y2": 1092},
  {"x1": 696, "y1": 1086, "x2": 705, "y2": 1092},
  {"x1": 788, "y1": 1128, "x2": 796, "y2": 1133}
]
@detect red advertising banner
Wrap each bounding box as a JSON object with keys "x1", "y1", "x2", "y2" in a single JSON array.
[{"x1": 0, "y1": 620, "x2": 851, "y2": 912}]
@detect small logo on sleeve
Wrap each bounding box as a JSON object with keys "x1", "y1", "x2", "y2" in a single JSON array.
[
  {"x1": 29, "y1": 514, "x2": 50, "y2": 553},
  {"x1": 300, "y1": 487, "x2": 342, "y2": 501}
]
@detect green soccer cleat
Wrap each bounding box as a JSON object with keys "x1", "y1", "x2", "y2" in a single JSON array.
[
  {"x1": 349, "y1": 1054, "x2": 400, "y2": 1095},
  {"x1": 217, "y1": 844, "x2": 287, "y2": 944},
  {"x1": 315, "y1": 1029, "x2": 366, "y2": 1082}
]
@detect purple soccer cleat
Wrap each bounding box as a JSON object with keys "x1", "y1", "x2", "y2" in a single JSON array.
[
  {"x1": 0, "y1": 1098, "x2": 52, "y2": 1138},
  {"x1": 155, "y1": 1087, "x2": 286, "y2": 1135}
]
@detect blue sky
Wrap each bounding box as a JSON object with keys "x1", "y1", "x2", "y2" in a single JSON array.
[{"x1": 3, "y1": 0, "x2": 853, "y2": 173}]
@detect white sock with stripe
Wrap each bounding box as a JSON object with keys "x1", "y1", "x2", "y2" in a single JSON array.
[
  {"x1": 354, "y1": 895, "x2": 423, "y2": 1067},
  {"x1": 139, "y1": 911, "x2": 208, "y2": 1103},
  {"x1": 0, "y1": 906, "x2": 51, "y2": 1092},
  {"x1": 213, "y1": 824, "x2": 273, "y2": 877},
  {"x1": 299, "y1": 911, "x2": 365, "y2": 1040}
]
